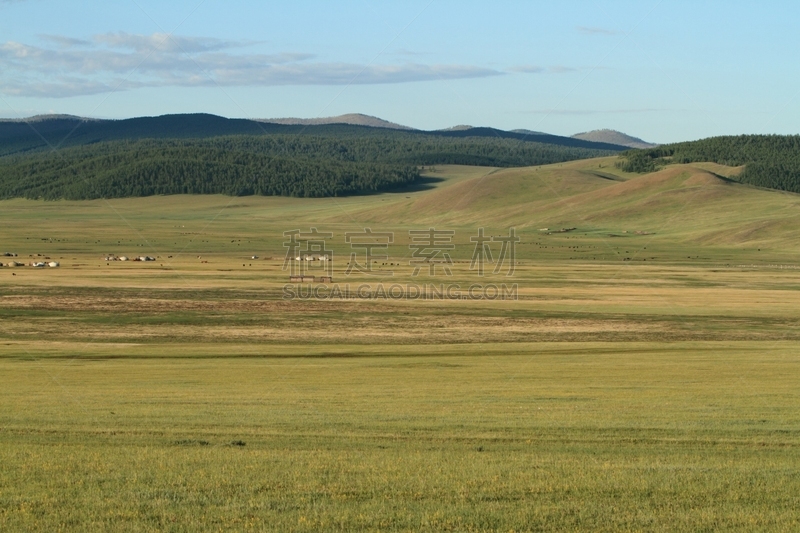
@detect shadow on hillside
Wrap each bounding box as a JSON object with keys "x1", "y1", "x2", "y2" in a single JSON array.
[
  {"x1": 578, "y1": 169, "x2": 625, "y2": 181},
  {"x1": 389, "y1": 175, "x2": 446, "y2": 193},
  {"x1": 339, "y1": 175, "x2": 446, "y2": 197}
]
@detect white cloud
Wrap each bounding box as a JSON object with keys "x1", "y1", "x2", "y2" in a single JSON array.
[{"x1": 0, "y1": 32, "x2": 503, "y2": 98}]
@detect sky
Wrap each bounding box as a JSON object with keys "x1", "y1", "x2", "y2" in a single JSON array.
[{"x1": 1, "y1": 0, "x2": 799, "y2": 143}]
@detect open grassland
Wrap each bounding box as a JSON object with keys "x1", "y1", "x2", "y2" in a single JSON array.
[
  {"x1": 2, "y1": 345, "x2": 800, "y2": 531},
  {"x1": 2, "y1": 159, "x2": 800, "y2": 530}
]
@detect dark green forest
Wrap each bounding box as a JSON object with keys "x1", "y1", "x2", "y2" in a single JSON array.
[
  {"x1": 0, "y1": 131, "x2": 616, "y2": 200},
  {"x1": 5, "y1": 116, "x2": 800, "y2": 200},
  {"x1": 617, "y1": 135, "x2": 800, "y2": 193}
]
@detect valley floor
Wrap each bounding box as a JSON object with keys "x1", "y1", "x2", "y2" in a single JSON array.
[{"x1": 1, "y1": 161, "x2": 800, "y2": 531}]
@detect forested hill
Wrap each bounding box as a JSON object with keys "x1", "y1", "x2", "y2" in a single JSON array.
[
  {"x1": 616, "y1": 135, "x2": 800, "y2": 194},
  {"x1": 0, "y1": 113, "x2": 627, "y2": 157},
  {"x1": 0, "y1": 114, "x2": 274, "y2": 156},
  {"x1": 0, "y1": 114, "x2": 624, "y2": 200}
]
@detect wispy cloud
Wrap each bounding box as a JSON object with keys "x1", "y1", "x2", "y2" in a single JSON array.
[
  {"x1": 0, "y1": 33, "x2": 503, "y2": 98},
  {"x1": 548, "y1": 65, "x2": 577, "y2": 73},
  {"x1": 94, "y1": 32, "x2": 258, "y2": 54},
  {"x1": 577, "y1": 26, "x2": 619, "y2": 36},
  {"x1": 509, "y1": 65, "x2": 544, "y2": 74},
  {"x1": 509, "y1": 65, "x2": 578, "y2": 74},
  {"x1": 38, "y1": 35, "x2": 92, "y2": 48}
]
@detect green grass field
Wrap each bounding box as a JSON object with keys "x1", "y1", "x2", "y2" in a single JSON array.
[{"x1": 2, "y1": 159, "x2": 800, "y2": 531}]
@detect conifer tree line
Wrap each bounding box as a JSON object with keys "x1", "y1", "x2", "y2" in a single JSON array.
[{"x1": 0, "y1": 133, "x2": 613, "y2": 200}]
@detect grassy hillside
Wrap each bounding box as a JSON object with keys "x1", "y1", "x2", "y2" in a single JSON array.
[
  {"x1": 617, "y1": 134, "x2": 800, "y2": 193},
  {"x1": 320, "y1": 157, "x2": 800, "y2": 254},
  {"x1": 1, "y1": 158, "x2": 799, "y2": 260}
]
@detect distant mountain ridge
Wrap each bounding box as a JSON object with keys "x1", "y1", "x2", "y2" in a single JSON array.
[
  {"x1": 572, "y1": 129, "x2": 656, "y2": 149},
  {"x1": 511, "y1": 129, "x2": 549, "y2": 136},
  {"x1": 0, "y1": 114, "x2": 99, "y2": 123},
  {"x1": 258, "y1": 113, "x2": 413, "y2": 130},
  {"x1": 430, "y1": 127, "x2": 626, "y2": 150},
  {"x1": 437, "y1": 125, "x2": 474, "y2": 132},
  {"x1": 0, "y1": 113, "x2": 655, "y2": 151},
  {"x1": 0, "y1": 113, "x2": 630, "y2": 157}
]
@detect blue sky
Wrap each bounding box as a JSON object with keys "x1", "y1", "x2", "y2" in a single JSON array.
[{"x1": 1, "y1": 0, "x2": 798, "y2": 143}]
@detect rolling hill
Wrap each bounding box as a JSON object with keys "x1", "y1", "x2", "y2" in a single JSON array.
[
  {"x1": 0, "y1": 113, "x2": 628, "y2": 157},
  {"x1": 430, "y1": 126, "x2": 626, "y2": 149},
  {"x1": 572, "y1": 129, "x2": 656, "y2": 149},
  {"x1": 332, "y1": 156, "x2": 800, "y2": 252},
  {"x1": 617, "y1": 134, "x2": 800, "y2": 193},
  {"x1": 258, "y1": 113, "x2": 413, "y2": 130}
]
